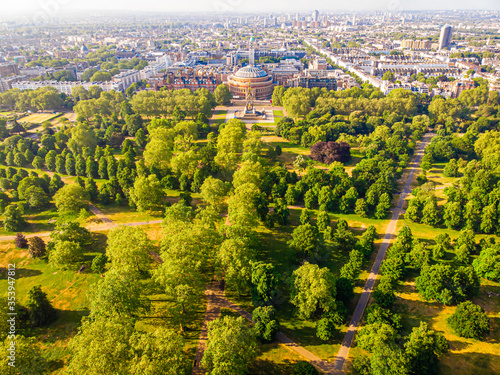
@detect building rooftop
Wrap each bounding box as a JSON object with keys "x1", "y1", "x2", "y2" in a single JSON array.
[{"x1": 234, "y1": 65, "x2": 268, "y2": 79}]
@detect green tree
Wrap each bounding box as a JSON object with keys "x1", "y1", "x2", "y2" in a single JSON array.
[
  {"x1": 200, "y1": 176, "x2": 228, "y2": 211},
  {"x1": 432, "y1": 233, "x2": 452, "y2": 260},
  {"x1": 293, "y1": 361, "x2": 318, "y2": 375},
  {"x1": 3, "y1": 205, "x2": 26, "y2": 231},
  {"x1": 356, "y1": 322, "x2": 397, "y2": 352},
  {"x1": 473, "y1": 246, "x2": 500, "y2": 281},
  {"x1": 68, "y1": 124, "x2": 97, "y2": 155},
  {"x1": 89, "y1": 269, "x2": 150, "y2": 319},
  {"x1": 271, "y1": 86, "x2": 286, "y2": 106},
  {"x1": 404, "y1": 322, "x2": 448, "y2": 375},
  {"x1": 288, "y1": 223, "x2": 323, "y2": 258},
  {"x1": 0, "y1": 336, "x2": 49, "y2": 375},
  {"x1": 355, "y1": 198, "x2": 367, "y2": 217},
  {"x1": 252, "y1": 306, "x2": 279, "y2": 342},
  {"x1": 375, "y1": 193, "x2": 391, "y2": 219},
  {"x1": 32, "y1": 155, "x2": 44, "y2": 170},
  {"x1": 443, "y1": 201, "x2": 462, "y2": 229},
  {"x1": 382, "y1": 71, "x2": 395, "y2": 82},
  {"x1": 421, "y1": 197, "x2": 439, "y2": 226},
  {"x1": 26, "y1": 285, "x2": 57, "y2": 327},
  {"x1": 443, "y1": 158, "x2": 459, "y2": 177},
  {"x1": 201, "y1": 316, "x2": 258, "y2": 375},
  {"x1": 49, "y1": 240, "x2": 83, "y2": 270},
  {"x1": 250, "y1": 262, "x2": 278, "y2": 306},
  {"x1": 25, "y1": 186, "x2": 49, "y2": 210},
  {"x1": 214, "y1": 119, "x2": 246, "y2": 173},
  {"x1": 480, "y1": 204, "x2": 497, "y2": 234},
  {"x1": 106, "y1": 226, "x2": 153, "y2": 275},
  {"x1": 289, "y1": 262, "x2": 336, "y2": 319},
  {"x1": 54, "y1": 184, "x2": 89, "y2": 214},
  {"x1": 129, "y1": 175, "x2": 165, "y2": 213},
  {"x1": 447, "y1": 301, "x2": 489, "y2": 339},
  {"x1": 217, "y1": 238, "x2": 256, "y2": 294},
  {"x1": 316, "y1": 316, "x2": 337, "y2": 341},
  {"x1": 415, "y1": 264, "x2": 479, "y2": 304},
  {"x1": 214, "y1": 84, "x2": 232, "y2": 105},
  {"x1": 91, "y1": 253, "x2": 107, "y2": 275}
]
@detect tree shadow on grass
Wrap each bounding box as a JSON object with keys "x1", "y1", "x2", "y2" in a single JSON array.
[
  {"x1": 448, "y1": 340, "x2": 471, "y2": 351},
  {"x1": 0, "y1": 267, "x2": 42, "y2": 279},
  {"x1": 441, "y1": 351, "x2": 500, "y2": 375},
  {"x1": 249, "y1": 358, "x2": 297, "y2": 375}
]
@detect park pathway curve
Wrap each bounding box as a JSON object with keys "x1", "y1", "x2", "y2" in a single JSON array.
[{"x1": 333, "y1": 133, "x2": 436, "y2": 373}]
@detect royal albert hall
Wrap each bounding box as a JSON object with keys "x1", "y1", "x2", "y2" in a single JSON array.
[{"x1": 227, "y1": 65, "x2": 274, "y2": 100}]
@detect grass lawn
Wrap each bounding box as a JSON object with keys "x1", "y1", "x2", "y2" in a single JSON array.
[
  {"x1": 94, "y1": 204, "x2": 161, "y2": 225},
  {"x1": 273, "y1": 109, "x2": 284, "y2": 118},
  {"x1": 211, "y1": 110, "x2": 227, "y2": 125},
  {"x1": 18, "y1": 113, "x2": 61, "y2": 124}
]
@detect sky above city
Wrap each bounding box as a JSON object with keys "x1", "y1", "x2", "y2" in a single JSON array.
[{"x1": 1, "y1": 0, "x2": 499, "y2": 15}]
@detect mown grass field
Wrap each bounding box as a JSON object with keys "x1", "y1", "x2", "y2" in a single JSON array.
[{"x1": 18, "y1": 113, "x2": 61, "y2": 124}]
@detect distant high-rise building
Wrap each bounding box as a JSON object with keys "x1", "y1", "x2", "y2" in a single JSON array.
[
  {"x1": 296, "y1": 13, "x2": 300, "y2": 21},
  {"x1": 352, "y1": 15, "x2": 356, "y2": 26},
  {"x1": 312, "y1": 10, "x2": 319, "y2": 22},
  {"x1": 438, "y1": 25, "x2": 453, "y2": 50}
]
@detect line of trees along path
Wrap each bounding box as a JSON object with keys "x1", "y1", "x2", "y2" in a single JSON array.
[{"x1": 333, "y1": 133, "x2": 436, "y2": 373}]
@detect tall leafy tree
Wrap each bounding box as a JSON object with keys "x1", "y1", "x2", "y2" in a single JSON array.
[
  {"x1": 201, "y1": 316, "x2": 258, "y2": 375},
  {"x1": 289, "y1": 262, "x2": 336, "y2": 319}
]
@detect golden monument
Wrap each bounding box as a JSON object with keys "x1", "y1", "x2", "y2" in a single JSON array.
[{"x1": 245, "y1": 78, "x2": 254, "y2": 113}]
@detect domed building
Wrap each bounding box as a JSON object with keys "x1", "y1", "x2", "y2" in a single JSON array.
[{"x1": 227, "y1": 65, "x2": 274, "y2": 100}]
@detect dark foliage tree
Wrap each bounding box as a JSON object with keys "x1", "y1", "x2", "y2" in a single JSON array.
[
  {"x1": 15, "y1": 232, "x2": 28, "y2": 248},
  {"x1": 310, "y1": 141, "x2": 351, "y2": 164}
]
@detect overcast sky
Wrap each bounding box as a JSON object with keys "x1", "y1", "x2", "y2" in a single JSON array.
[{"x1": 1, "y1": 0, "x2": 499, "y2": 15}]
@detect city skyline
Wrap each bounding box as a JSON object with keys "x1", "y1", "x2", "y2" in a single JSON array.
[{"x1": 1, "y1": 0, "x2": 500, "y2": 15}]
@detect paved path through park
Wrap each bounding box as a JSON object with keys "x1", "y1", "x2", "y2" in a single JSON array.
[{"x1": 333, "y1": 133, "x2": 435, "y2": 373}]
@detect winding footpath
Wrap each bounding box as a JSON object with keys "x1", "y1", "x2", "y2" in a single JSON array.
[{"x1": 333, "y1": 132, "x2": 435, "y2": 373}]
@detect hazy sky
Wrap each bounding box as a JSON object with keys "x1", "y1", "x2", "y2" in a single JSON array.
[{"x1": 1, "y1": 0, "x2": 500, "y2": 15}]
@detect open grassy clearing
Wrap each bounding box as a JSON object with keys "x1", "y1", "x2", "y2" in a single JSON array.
[
  {"x1": 18, "y1": 113, "x2": 62, "y2": 124},
  {"x1": 94, "y1": 204, "x2": 160, "y2": 224},
  {"x1": 273, "y1": 109, "x2": 284, "y2": 118}
]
